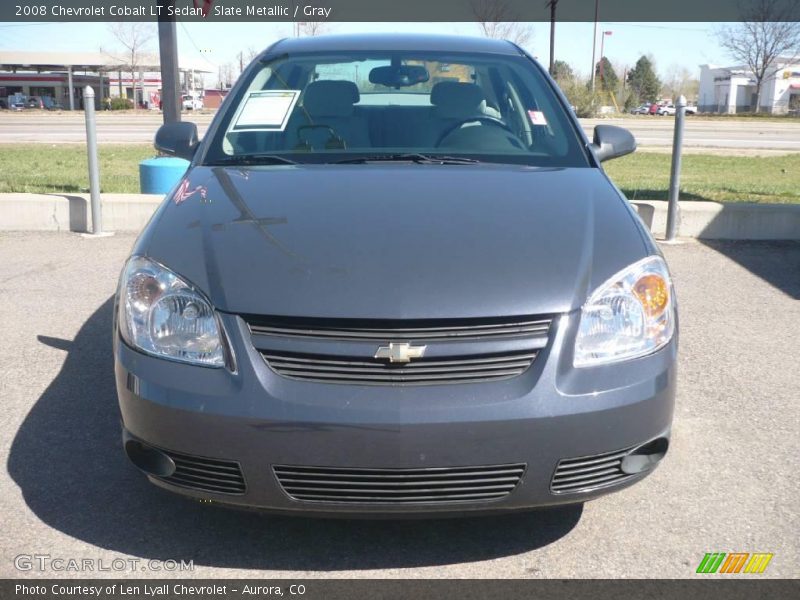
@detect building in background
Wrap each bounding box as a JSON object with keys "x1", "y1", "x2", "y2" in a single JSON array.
[
  {"x1": 0, "y1": 51, "x2": 212, "y2": 110},
  {"x1": 699, "y1": 59, "x2": 800, "y2": 114},
  {"x1": 200, "y1": 88, "x2": 229, "y2": 109}
]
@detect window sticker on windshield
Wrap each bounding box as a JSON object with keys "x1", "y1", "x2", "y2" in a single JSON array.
[
  {"x1": 528, "y1": 110, "x2": 548, "y2": 126},
  {"x1": 231, "y1": 90, "x2": 300, "y2": 132}
]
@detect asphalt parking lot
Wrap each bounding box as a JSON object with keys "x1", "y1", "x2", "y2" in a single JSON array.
[{"x1": 0, "y1": 232, "x2": 797, "y2": 578}]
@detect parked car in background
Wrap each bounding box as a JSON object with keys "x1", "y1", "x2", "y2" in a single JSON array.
[
  {"x1": 8, "y1": 93, "x2": 26, "y2": 111},
  {"x1": 685, "y1": 104, "x2": 697, "y2": 115},
  {"x1": 116, "y1": 33, "x2": 677, "y2": 517},
  {"x1": 630, "y1": 104, "x2": 650, "y2": 115},
  {"x1": 42, "y1": 96, "x2": 63, "y2": 111},
  {"x1": 26, "y1": 96, "x2": 45, "y2": 109},
  {"x1": 657, "y1": 104, "x2": 676, "y2": 116},
  {"x1": 648, "y1": 102, "x2": 660, "y2": 115},
  {"x1": 182, "y1": 94, "x2": 203, "y2": 110}
]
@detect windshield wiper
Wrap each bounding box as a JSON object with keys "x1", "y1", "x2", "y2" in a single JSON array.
[
  {"x1": 333, "y1": 153, "x2": 481, "y2": 165},
  {"x1": 210, "y1": 154, "x2": 299, "y2": 166}
]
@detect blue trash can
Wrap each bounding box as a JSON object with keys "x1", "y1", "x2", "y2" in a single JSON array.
[{"x1": 139, "y1": 157, "x2": 191, "y2": 194}]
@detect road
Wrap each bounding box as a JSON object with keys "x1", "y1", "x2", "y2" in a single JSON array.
[
  {"x1": 582, "y1": 117, "x2": 800, "y2": 154},
  {"x1": 0, "y1": 232, "x2": 797, "y2": 579},
  {"x1": 1, "y1": 111, "x2": 799, "y2": 154}
]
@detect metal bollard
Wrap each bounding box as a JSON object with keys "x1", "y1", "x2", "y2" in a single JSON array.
[
  {"x1": 83, "y1": 86, "x2": 103, "y2": 235},
  {"x1": 665, "y1": 95, "x2": 686, "y2": 241}
]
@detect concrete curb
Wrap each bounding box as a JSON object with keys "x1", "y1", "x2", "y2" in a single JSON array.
[
  {"x1": 1, "y1": 193, "x2": 798, "y2": 240},
  {"x1": 632, "y1": 200, "x2": 800, "y2": 240},
  {"x1": 0, "y1": 193, "x2": 163, "y2": 233}
]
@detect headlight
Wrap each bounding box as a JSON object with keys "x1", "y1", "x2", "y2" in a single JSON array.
[
  {"x1": 574, "y1": 255, "x2": 675, "y2": 367},
  {"x1": 118, "y1": 256, "x2": 226, "y2": 367}
]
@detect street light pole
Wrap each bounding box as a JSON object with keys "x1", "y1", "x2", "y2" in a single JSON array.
[{"x1": 599, "y1": 31, "x2": 612, "y2": 88}]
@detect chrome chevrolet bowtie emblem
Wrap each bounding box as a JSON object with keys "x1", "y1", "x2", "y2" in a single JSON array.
[{"x1": 374, "y1": 343, "x2": 427, "y2": 363}]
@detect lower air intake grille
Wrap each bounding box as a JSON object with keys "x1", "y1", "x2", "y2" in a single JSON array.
[
  {"x1": 157, "y1": 450, "x2": 246, "y2": 495},
  {"x1": 261, "y1": 350, "x2": 537, "y2": 385},
  {"x1": 273, "y1": 463, "x2": 526, "y2": 504},
  {"x1": 551, "y1": 446, "x2": 636, "y2": 494}
]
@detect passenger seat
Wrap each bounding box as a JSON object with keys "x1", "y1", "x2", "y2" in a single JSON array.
[{"x1": 284, "y1": 80, "x2": 370, "y2": 150}]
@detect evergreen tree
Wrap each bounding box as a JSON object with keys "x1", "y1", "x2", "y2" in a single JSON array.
[
  {"x1": 627, "y1": 56, "x2": 661, "y2": 103},
  {"x1": 551, "y1": 60, "x2": 574, "y2": 82},
  {"x1": 595, "y1": 57, "x2": 619, "y2": 93}
]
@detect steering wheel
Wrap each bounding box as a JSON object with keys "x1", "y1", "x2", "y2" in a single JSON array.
[{"x1": 435, "y1": 116, "x2": 518, "y2": 148}]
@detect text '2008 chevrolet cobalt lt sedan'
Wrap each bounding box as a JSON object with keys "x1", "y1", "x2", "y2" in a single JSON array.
[{"x1": 115, "y1": 34, "x2": 677, "y2": 516}]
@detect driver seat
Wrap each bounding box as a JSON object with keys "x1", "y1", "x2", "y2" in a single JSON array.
[{"x1": 423, "y1": 82, "x2": 492, "y2": 146}]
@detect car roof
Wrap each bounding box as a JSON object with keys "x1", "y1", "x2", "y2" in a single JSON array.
[{"x1": 268, "y1": 33, "x2": 522, "y2": 56}]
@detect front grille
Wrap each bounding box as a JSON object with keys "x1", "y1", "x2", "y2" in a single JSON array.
[
  {"x1": 273, "y1": 463, "x2": 526, "y2": 504},
  {"x1": 261, "y1": 350, "x2": 537, "y2": 385},
  {"x1": 550, "y1": 446, "x2": 636, "y2": 494},
  {"x1": 245, "y1": 315, "x2": 552, "y2": 341},
  {"x1": 157, "y1": 450, "x2": 246, "y2": 495}
]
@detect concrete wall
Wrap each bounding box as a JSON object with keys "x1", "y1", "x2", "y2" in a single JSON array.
[
  {"x1": 632, "y1": 201, "x2": 800, "y2": 240},
  {"x1": 0, "y1": 194, "x2": 163, "y2": 233}
]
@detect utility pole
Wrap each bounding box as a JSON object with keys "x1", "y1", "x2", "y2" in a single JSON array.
[
  {"x1": 157, "y1": 0, "x2": 181, "y2": 124},
  {"x1": 590, "y1": 0, "x2": 599, "y2": 91},
  {"x1": 546, "y1": 0, "x2": 558, "y2": 75}
]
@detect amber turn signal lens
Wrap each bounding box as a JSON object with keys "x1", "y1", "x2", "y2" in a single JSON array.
[{"x1": 633, "y1": 274, "x2": 669, "y2": 318}]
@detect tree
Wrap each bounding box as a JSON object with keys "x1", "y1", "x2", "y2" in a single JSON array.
[
  {"x1": 716, "y1": 0, "x2": 800, "y2": 113},
  {"x1": 662, "y1": 65, "x2": 699, "y2": 101},
  {"x1": 295, "y1": 22, "x2": 327, "y2": 37},
  {"x1": 595, "y1": 57, "x2": 620, "y2": 93},
  {"x1": 218, "y1": 63, "x2": 235, "y2": 89},
  {"x1": 551, "y1": 60, "x2": 574, "y2": 82},
  {"x1": 108, "y1": 23, "x2": 155, "y2": 109},
  {"x1": 627, "y1": 55, "x2": 662, "y2": 103},
  {"x1": 472, "y1": 0, "x2": 533, "y2": 47}
]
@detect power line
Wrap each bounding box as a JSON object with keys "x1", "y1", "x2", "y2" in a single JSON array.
[
  {"x1": 178, "y1": 21, "x2": 217, "y2": 69},
  {"x1": 603, "y1": 22, "x2": 710, "y2": 33}
]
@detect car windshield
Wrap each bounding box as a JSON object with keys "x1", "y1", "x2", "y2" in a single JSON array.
[{"x1": 203, "y1": 50, "x2": 589, "y2": 167}]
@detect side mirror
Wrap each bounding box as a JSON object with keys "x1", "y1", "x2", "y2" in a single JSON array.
[
  {"x1": 591, "y1": 125, "x2": 636, "y2": 162},
  {"x1": 154, "y1": 121, "x2": 199, "y2": 161}
]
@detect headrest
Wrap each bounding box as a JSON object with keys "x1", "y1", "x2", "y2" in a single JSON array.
[
  {"x1": 430, "y1": 82, "x2": 485, "y2": 117},
  {"x1": 303, "y1": 80, "x2": 360, "y2": 117}
]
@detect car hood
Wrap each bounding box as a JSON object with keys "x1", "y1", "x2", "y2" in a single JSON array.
[{"x1": 139, "y1": 164, "x2": 649, "y2": 319}]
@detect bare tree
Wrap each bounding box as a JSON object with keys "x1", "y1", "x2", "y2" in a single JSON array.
[
  {"x1": 108, "y1": 23, "x2": 155, "y2": 109},
  {"x1": 295, "y1": 22, "x2": 328, "y2": 37},
  {"x1": 218, "y1": 63, "x2": 235, "y2": 89},
  {"x1": 662, "y1": 65, "x2": 699, "y2": 101},
  {"x1": 717, "y1": 0, "x2": 800, "y2": 112},
  {"x1": 244, "y1": 47, "x2": 260, "y2": 62},
  {"x1": 472, "y1": 0, "x2": 533, "y2": 47}
]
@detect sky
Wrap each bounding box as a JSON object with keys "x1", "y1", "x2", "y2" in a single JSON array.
[{"x1": 0, "y1": 20, "x2": 731, "y2": 82}]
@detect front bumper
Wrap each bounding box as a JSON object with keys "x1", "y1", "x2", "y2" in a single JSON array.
[{"x1": 115, "y1": 312, "x2": 676, "y2": 515}]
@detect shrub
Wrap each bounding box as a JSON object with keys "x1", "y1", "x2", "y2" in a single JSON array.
[
  {"x1": 555, "y1": 77, "x2": 598, "y2": 118},
  {"x1": 108, "y1": 97, "x2": 134, "y2": 110}
]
